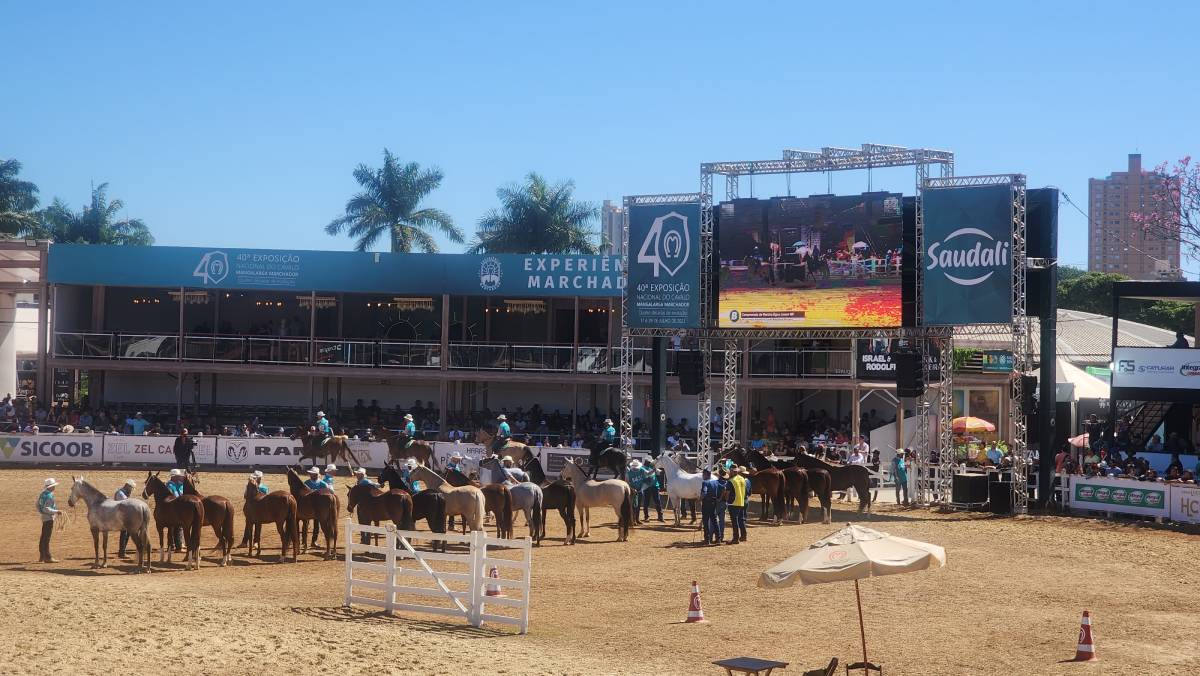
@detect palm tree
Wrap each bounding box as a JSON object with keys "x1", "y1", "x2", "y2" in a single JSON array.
[
  {"x1": 325, "y1": 149, "x2": 463, "y2": 252},
  {"x1": 0, "y1": 159, "x2": 40, "y2": 236},
  {"x1": 24, "y1": 183, "x2": 153, "y2": 245},
  {"x1": 469, "y1": 172, "x2": 600, "y2": 254}
]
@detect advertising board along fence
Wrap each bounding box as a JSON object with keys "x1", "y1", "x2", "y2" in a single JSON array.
[
  {"x1": 103, "y1": 435, "x2": 217, "y2": 465},
  {"x1": 343, "y1": 519, "x2": 532, "y2": 634},
  {"x1": 1065, "y1": 475, "x2": 1170, "y2": 521},
  {"x1": 215, "y1": 437, "x2": 390, "y2": 468},
  {"x1": 0, "y1": 434, "x2": 103, "y2": 464}
]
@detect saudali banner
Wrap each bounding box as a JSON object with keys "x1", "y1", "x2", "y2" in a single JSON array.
[{"x1": 922, "y1": 183, "x2": 1013, "y2": 325}]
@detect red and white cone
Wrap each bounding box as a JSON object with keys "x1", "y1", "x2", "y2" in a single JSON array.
[
  {"x1": 485, "y1": 565, "x2": 504, "y2": 597},
  {"x1": 685, "y1": 581, "x2": 707, "y2": 623},
  {"x1": 1074, "y1": 610, "x2": 1097, "y2": 661}
]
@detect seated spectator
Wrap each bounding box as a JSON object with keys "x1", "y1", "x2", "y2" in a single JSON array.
[
  {"x1": 1144, "y1": 434, "x2": 1163, "y2": 453},
  {"x1": 1167, "y1": 453, "x2": 1185, "y2": 475}
]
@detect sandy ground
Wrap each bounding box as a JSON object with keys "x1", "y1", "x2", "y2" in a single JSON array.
[{"x1": 1, "y1": 467, "x2": 1197, "y2": 676}]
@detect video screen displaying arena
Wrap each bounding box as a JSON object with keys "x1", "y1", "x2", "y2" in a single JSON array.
[{"x1": 717, "y1": 192, "x2": 904, "y2": 328}]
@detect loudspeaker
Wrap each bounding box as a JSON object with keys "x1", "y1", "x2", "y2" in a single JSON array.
[
  {"x1": 989, "y1": 481, "x2": 1013, "y2": 514},
  {"x1": 895, "y1": 350, "x2": 925, "y2": 398},
  {"x1": 1014, "y1": 374, "x2": 1037, "y2": 413},
  {"x1": 952, "y1": 473, "x2": 989, "y2": 504},
  {"x1": 676, "y1": 350, "x2": 705, "y2": 395},
  {"x1": 1026, "y1": 188, "x2": 1059, "y2": 318},
  {"x1": 901, "y1": 197, "x2": 917, "y2": 328}
]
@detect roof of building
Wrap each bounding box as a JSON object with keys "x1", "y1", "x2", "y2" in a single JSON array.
[{"x1": 955, "y1": 309, "x2": 1192, "y2": 366}]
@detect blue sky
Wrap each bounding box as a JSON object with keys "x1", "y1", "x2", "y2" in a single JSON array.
[{"x1": 4, "y1": 1, "x2": 1197, "y2": 271}]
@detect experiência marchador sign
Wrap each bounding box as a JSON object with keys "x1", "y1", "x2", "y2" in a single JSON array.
[{"x1": 627, "y1": 202, "x2": 701, "y2": 328}]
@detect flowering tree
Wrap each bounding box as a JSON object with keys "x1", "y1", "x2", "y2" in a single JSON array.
[{"x1": 1132, "y1": 156, "x2": 1196, "y2": 264}]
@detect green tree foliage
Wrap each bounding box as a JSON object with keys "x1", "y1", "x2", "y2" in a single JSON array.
[
  {"x1": 469, "y1": 172, "x2": 599, "y2": 254},
  {"x1": 24, "y1": 183, "x2": 153, "y2": 245},
  {"x1": 325, "y1": 149, "x2": 462, "y2": 253},
  {"x1": 1058, "y1": 270, "x2": 1195, "y2": 333},
  {"x1": 0, "y1": 159, "x2": 40, "y2": 236}
]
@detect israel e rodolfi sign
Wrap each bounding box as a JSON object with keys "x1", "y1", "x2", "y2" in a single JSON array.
[
  {"x1": 921, "y1": 183, "x2": 1015, "y2": 325},
  {"x1": 0, "y1": 434, "x2": 102, "y2": 464}
]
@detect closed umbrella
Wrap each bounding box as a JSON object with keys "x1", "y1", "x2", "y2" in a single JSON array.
[
  {"x1": 759, "y1": 524, "x2": 946, "y2": 673},
  {"x1": 951, "y1": 416, "x2": 996, "y2": 434}
]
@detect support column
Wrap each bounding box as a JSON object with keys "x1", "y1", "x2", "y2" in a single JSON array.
[
  {"x1": 650, "y1": 337, "x2": 667, "y2": 456},
  {"x1": 0, "y1": 293, "x2": 18, "y2": 398},
  {"x1": 37, "y1": 282, "x2": 49, "y2": 400},
  {"x1": 438, "y1": 379, "x2": 448, "y2": 441}
]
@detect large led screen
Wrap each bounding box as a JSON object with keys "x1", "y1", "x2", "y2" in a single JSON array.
[{"x1": 717, "y1": 192, "x2": 903, "y2": 328}]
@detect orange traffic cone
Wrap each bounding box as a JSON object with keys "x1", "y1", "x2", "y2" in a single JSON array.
[
  {"x1": 685, "y1": 580, "x2": 707, "y2": 623},
  {"x1": 485, "y1": 565, "x2": 504, "y2": 597},
  {"x1": 1074, "y1": 610, "x2": 1097, "y2": 661}
]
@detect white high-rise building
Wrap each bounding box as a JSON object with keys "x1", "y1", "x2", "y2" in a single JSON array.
[{"x1": 600, "y1": 200, "x2": 625, "y2": 255}]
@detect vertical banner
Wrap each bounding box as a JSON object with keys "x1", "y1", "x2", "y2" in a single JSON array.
[
  {"x1": 627, "y1": 202, "x2": 701, "y2": 328},
  {"x1": 921, "y1": 184, "x2": 1013, "y2": 325}
]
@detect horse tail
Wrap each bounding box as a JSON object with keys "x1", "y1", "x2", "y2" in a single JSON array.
[
  {"x1": 221, "y1": 503, "x2": 235, "y2": 559},
  {"x1": 189, "y1": 502, "x2": 205, "y2": 568},
  {"x1": 287, "y1": 498, "x2": 300, "y2": 561},
  {"x1": 619, "y1": 487, "x2": 634, "y2": 540},
  {"x1": 774, "y1": 474, "x2": 786, "y2": 522},
  {"x1": 472, "y1": 491, "x2": 486, "y2": 532},
  {"x1": 531, "y1": 488, "x2": 543, "y2": 543},
  {"x1": 858, "y1": 466, "x2": 872, "y2": 512},
  {"x1": 428, "y1": 445, "x2": 439, "y2": 471},
  {"x1": 502, "y1": 487, "x2": 514, "y2": 540}
]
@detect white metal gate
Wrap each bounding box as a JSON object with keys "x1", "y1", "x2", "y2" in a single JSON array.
[{"x1": 342, "y1": 518, "x2": 532, "y2": 633}]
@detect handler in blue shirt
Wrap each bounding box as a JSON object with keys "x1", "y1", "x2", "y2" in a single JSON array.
[
  {"x1": 601, "y1": 418, "x2": 617, "y2": 447},
  {"x1": 700, "y1": 469, "x2": 723, "y2": 545},
  {"x1": 304, "y1": 466, "x2": 324, "y2": 490},
  {"x1": 166, "y1": 468, "x2": 186, "y2": 497},
  {"x1": 492, "y1": 414, "x2": 512, "y2": 455},
  {"x1": 353, "y1": 467, "x2": 379, "y2": 488},
  {"x1": 251, "y1": 470, "x2": 269, "y2": 494},
  {"x1": 402, "y1": 413, "x2": 417, "y2": 440},
  {"x1": 315, "y1": 411, "x2": 332, "y2": 445},
  {"x1": 322, "y1": 464, "x2": 337, "y2": 489}
]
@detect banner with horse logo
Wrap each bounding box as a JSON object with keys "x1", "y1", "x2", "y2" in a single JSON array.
[{"x1": 628, "y1": 201, "x2": 702, "y2": 328}]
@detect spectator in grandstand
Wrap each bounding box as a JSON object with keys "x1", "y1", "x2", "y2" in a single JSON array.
[
  {"x1": 1164, "y1": 432, "x2": 1189, "y2": 454},
  {"x1": 1083, "y1": 414, "x2": 1104, "y2": 452},
  {"x1": 1145, "y1": 434, "x2": 1164, "y2": 453},
  {"x1": 1054, "y1": 445, "x2": 1071, "y2": 473},
  {"x1": 1167, "y1": 453, "x2": 1185, "y2": 475},
  {"x1": 985, "y1": 442, "x2": 1003, "y2": 466},
  {"x1": 1170, "y1": 330, "x2": 1191, "y2": 348},
  {"x1": 125, "y1": 411, "x2": 149, "y2": 435}
]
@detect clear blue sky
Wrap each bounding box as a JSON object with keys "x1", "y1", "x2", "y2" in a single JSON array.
[{"x1": 4, "y1": 1, "x2": 1197, "y2": 270}]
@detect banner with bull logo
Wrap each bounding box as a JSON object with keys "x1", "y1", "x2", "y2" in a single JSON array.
[
  {"x1": 628, "y1": 201, "x2": 701, "y2": 328},
  {"x1": 921, "y1": 183, "x2": 1014, "y2": 325},
  {"x1": 215, "y1": 437, "x2": 391, "y2": 468}
]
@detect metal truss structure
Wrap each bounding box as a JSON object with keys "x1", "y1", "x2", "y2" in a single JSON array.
[
  {"x1": 619, "y1": 193, "x2": 702, "y2": 453},
  {"x1": 923, "y1": 175, "x2": 1029, "y2": 513}
]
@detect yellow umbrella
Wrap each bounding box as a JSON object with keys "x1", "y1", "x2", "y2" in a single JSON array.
[
  {"x1": 759, "y1": 524, "x2": 946, "y2": 673},
  {"x1": 951, "y1": 416, "x2": 996, "y2": 434}
]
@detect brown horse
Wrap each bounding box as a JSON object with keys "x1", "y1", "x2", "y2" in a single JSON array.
[
  {"x1": 242, "y1": 480, "x2": 299, "y2": 562},
  {"x1": 285, "y1": 468, "x2": 340, "y2": 559},
  {"x1": 345, "y1": 482, "x2": 414, "y2": 545},
  {"x1": 181, "y1": 473, "x2": 236, "y2": 566},
  {"x1": 381, "y1": 429, "x2": 438, "y2": 468},
  {"x1": 737, "y1": 448, "x2": 834, "y2": 524},
  {"x1": 443, "y1": 467, "x2": 514, "y2": 539},
  {"x1": 720, "y1": 448, "x2": 786, "y2": 523},
  {"x1": 791, "y1": 451, "x2": 872, "y2": 514},
  {"x1": 378, "y1": 466, "x2": 449, "y2": 553},
  {"x1": 292, "y1": 429, "x2": 363, "y2": 469},
  {"x1": 142, "y1": 473, "x2": 205, "y2": 570},
  {"x1": 781, "y1": 467, "x2": 811, "y2": 523},
  {"x1": 474, "y1": 427, "x2": 537, "y2": 465},
  {"x1": 520, "y1": 456, "x2": 576, "y2": 545},
  {"x1": 410, "y1": 466, "x2": 485, "y2": 533}
]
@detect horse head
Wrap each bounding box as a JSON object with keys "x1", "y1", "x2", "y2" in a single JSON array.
[
  {"x1": 243, "y1": 479, "x2": 259, "y2": 500},
  {"x1": 67, "y1": 476, "x2": 83, "y2": 507},
  {"x1": 345, "y1": 484, "x2": 359, "y2": 512}
]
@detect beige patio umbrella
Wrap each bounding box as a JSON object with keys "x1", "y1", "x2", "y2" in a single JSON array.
[{"x1": 758, "y1": 524, "x2": 946, "y2": 672}]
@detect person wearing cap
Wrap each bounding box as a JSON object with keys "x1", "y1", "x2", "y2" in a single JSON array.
[
  {"x1": 315, "y1": 411, "x2": 332, "y2": 446},
  {"x1": 322, "y1": 464, "x2": 337, "y2": 489},
  {"x1": 165, "y1": 469, "x2": 188, "y2": 550},
  {"x1": 304, "y1": 466, "x2": 325, "y2": 490},
  {"x1": 699, "y1": 468, "x2": 721, "y2": 545},
  {"x1": 639, "y1": 458, "x2": 664, "y2": 522},
  {"x1": 714, "y1": 467, "x2": 731, "y2": 544},
  {"x1": 892, "y1": 449, "x2": 910, "y2": 507},
  {"x1": 625, "y1": 459, "x2": 646, "y2": 522},
  {"x1": 491, "y1": 414, "x2": 512, "y2": 455},
  {"x1": 114, "y1": 479, "x2": 136, "y2": 557},
  {"x1": 126, "y1": 411, "x2": 149, "y2": 436},
  {"x1": 401, "y1": 413, "x2": 417, "y2": 447},
  {"x1": 500, "y1": 455, "x2": 527, "y2": 483},
  {"x1": 446, "y1": 452, "x2": 465, "y2": 474},
  {"x1": 727, "y1": 466, "x2": 748, "y2": 544},
  {"x1": 600, "y1": 418, "x2": 617, "y2": 447},
  {"x1": 251, "y1": 470, "x2": 269, "y2": 494},
  {"x1": 353, "y1": 466, "x2": 378, "y2": 488},
  {"x1": 36, "y1": 478, "x2": 62, "y2": 563}
]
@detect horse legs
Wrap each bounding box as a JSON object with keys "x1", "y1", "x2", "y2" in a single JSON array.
[
  {"x1": 100, "y1": 530, "x2": 109, "y2": 568},
  {"x1": 275, "y1": 520, "x2": 288, "y2": 563}
]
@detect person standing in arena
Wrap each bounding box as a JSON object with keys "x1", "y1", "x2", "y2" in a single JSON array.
[
  {"x1": 727, "y1": 467, "x2": 748, "y2": 544},
  {"x1": 36, "y1": 478, "x2": 61, "y2": 563},
  {"x1": 113, "y1": 479, "x2": 136, "y2": 557},
  {"x1": 173, "y1": 427, "x2": 196, "y2": 470},
  {"x1": 640, "y1": 457, "x2": 664, "y2": 522},
  {"x1": 700, "y1": 468, "x2": 720, "y2": 545}
]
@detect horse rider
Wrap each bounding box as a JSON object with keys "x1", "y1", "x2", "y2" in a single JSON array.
[
  {"x1": 173, "y1": 427, "x2": 197, "y2": 470},
  {"x1": 36, "y1": 477, "x2": 62, "y2": 563},
  {"x1": 251, "y1": 470, "x2": 269, "y2": 494},
  {"x1": 400, "y1": 413, "x2": 417, "y2": 447},
  {"x1": 167, "y1": 469, "x2": 187, "y2": 551},
  {"x1": 492, "y1": 414, "x2": 512, "y2": 456},
  {"x1": 304, "y1": 466, "x2": 325, "y2": 490},
  {"x1": 315, "y1": 410, "x2": 333, "y2": 446},
  {"x1": 113, "y1": 479, "x2": 136, "y2": 558},
  {"x1": 500, "y1": 455, "x2": 527, "y2": 483},
  {"x1": 601, "y1": 418, "x2": 618, "y2": 448},
  {"x1": 353, "y1": 466, "x2": 379, "y2": 488},
  {"x1": 446, "y1": 451, "x2": 465, "y2": 474}
]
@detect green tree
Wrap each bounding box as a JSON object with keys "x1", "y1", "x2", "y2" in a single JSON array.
[
  {"x1": 1056, "y1": 264, "x2": 1087, "y2": 285},
  {"x1": 0, "y1": 159, "x2": 40, "y2": 236},
  {"x1": 325, "y1": 149, "x2": 462, "y2": 253},
  {"x1": 469, "y1": 172, "x2": 599, "y2": 254},
  {"x1": 24, "y1": 183, "x2": 153, "y2": 245},
  {"x1": 1058, "y1": 270, "x2": 1194, "y2": 333}
]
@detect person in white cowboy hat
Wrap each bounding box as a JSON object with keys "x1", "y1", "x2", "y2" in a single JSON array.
[
  {"x1": 353, "y1": 466, "x2": 378, "y2": 488},
  {"x1": 625, "y1": 459, "x2": 645, "y2": 518},
  {"x1": 314, "y1": 410, "x2": 332, "y2": 446},
  {"x1": 501, "y1": 455, "x2": 528, "y2": 483},
  {"x1": 488, "y1": 414, "x2": 512, "y2": 456},
  {"x1": 166, "y1": 468, "x2": 187, "y2": 497},
  {"x1": 303, "y1": 466, "x2": 324, "y2": 490},
  {"x1": 113, "y1": 478, "x2": 136, "y2": 557},
  {"x1": 322, "y1": 463, "x2": 337, "y2": 489},
  {"x1": 36, "y1": 478, "x2": 62, "y2": 563},
  {"x1": 251, "y1": 470, "x2": 269, "y2": 494},
  {"x1": 601, "y1": 418, "x2": 618, "y2": 447},
  {"x1": 401, "y1": 413, "x2": 417, "y2": 447},
  {"x1": 446, "y1": 451, "x2": 465, "y2": 474}
]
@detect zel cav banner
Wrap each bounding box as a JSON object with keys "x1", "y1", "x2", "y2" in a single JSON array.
[
  {"x1": 921, "y1": 183, "x2": 1014, "y2": 325},
  {"x1": 627, "y1": 202, "x2": 701, "y2": 328}
]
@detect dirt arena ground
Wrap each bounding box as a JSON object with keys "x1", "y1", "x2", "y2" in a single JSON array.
[{"x1": 1, "y1": 467, "x2": 1197, "y2": 675}]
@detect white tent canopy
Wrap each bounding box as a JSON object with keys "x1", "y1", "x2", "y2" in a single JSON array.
[{"x1": 1056, "y1": 358, "x2": 1109, "y2": 403}]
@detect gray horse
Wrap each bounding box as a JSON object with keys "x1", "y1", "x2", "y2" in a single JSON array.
[
  {"x1": 68, "y1": 476, "x2": 153, "y2": 572},
  {"x1": 479, "y1": 458, "x2": 544, "y2": 545}
]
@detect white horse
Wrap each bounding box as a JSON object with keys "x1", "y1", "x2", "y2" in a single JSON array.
[
  {"x1": 656, "y1": 452, "x2": 704, "y2": 527},
  {"x1": 559, "y1": 458, "x2": 633, "y2": 542},
  {"x1": 68, "y1": 476, "x2": 153, "y2": 572},
  {"x1": 479, "y1": 458, "x2": 544, "y2": 545}
]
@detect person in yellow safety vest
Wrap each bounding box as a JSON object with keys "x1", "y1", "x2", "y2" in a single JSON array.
[{"x1": 727, "y1": 466, "x2": 749, "y2": 544}]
